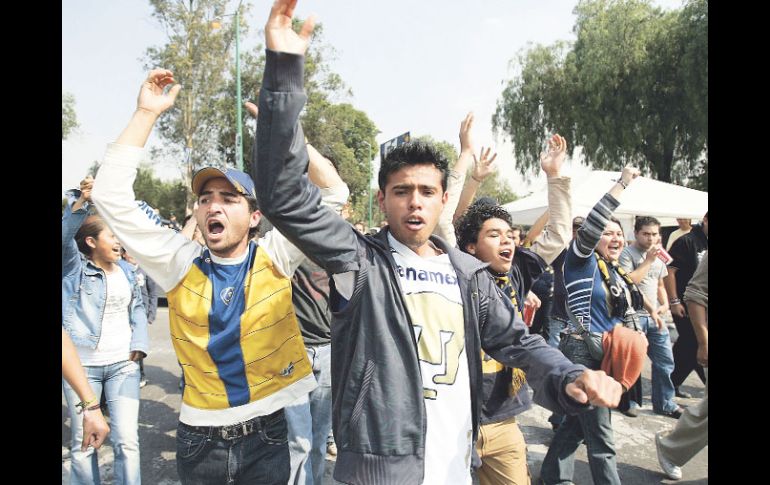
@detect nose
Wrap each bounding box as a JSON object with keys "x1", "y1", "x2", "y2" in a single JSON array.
[
  {"x1": 407, "y1": 190, "x2": 423, "y2": 210},
  {"x1": 207, "y1": 197, "x2": 224, "y2": 215}
]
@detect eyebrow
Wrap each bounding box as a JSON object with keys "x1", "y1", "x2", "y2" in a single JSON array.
[
  {"x1": 391, "y1": 183, "x2": 439, "y2": 191},
  {"x1": 199, "y1": 189, "x2": 240, "y2": 198}
]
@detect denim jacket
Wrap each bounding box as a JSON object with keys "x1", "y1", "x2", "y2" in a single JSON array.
[{"x1": 61, "y1": 193, "x2": 149, "y2": 355}]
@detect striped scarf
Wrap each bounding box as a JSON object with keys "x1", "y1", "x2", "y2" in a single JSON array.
[{"x1": 489, "y1": 273, "x2": 527, "y2": 397}]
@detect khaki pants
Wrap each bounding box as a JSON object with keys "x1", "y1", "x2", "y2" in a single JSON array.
[
  {"x1": 658, "y1": 368, "x2": 708, "y2": 466},
  {"x1": 476, "y1": 416, "x2": 530, "y2": 485}
]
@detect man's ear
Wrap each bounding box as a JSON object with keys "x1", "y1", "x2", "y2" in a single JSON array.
[
  {"x1": 377, "y1": 190, "x2": 386, "y2": 215},
  {"x1": 250, "y1": 210, "x2": 262, "y2": 228}
]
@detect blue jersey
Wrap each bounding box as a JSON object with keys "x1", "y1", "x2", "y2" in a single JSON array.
[{"x1": 564, "y1": 192, "x2": 626, "y2": 334}]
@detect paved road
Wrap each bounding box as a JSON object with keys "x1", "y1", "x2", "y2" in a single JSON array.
[{"x1": 63, "y1": 307, "x2": 707, "y2": 484}]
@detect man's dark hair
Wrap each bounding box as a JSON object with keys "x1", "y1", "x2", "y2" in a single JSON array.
[
  {"x1": 634, "y1": 215, "x2": 661, "y2": 233},
  {"x1": 572, "y1": 216, "x2": 585, "y2": 230},
  {"x1": 316, "y1": 145, "x2": 339, "y2": 170},
  {"x1": 246, "y1": 196, "x2": 260, "y2": 240},
  {"x1": 475, "y1": 196, "x2": 498, "y2": 207},
  {"x1": 378, "y1": 140, "x2": 449, "y2": 192},
  {"x1": 455, "y1": 203, "x2": 514, "y2": 253}
]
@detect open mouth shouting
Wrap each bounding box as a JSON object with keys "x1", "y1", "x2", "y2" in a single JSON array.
[
  {"x1": 498, "y1": 248, "x2": 513, "y2": 262},
  {"x1": 404, "y1": 215, "x2": 426, "y2": 232},
  {"x1": 206, "y1": 219, "x2": 226, "y2": 241},
  {"x1": 607, "y1": 242, "x2": 622, "y2": 256}
]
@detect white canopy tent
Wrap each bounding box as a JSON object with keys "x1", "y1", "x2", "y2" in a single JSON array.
[{"x1": 501, "y1": 171, "x2": 708, "y2": 238}]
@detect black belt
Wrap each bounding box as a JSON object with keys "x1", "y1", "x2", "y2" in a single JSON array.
[{"x1": 179, "y1": 408, "x2": 284, "y2": 440}]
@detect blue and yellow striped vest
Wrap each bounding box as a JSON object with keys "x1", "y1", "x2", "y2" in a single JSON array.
[{"x1": 167, "y1": 241, "x2": 312, "y2": 410}]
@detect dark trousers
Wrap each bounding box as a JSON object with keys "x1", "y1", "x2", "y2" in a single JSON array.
[
  {"x1": 618, "y1": 378, "x2": 643, "y2": 410},
  {"x1": 670, "y1": 314, "x2": 706, "y2": 388},
  {"x1": 176, "y1": 409, "x2": 290, "y2": 485}
]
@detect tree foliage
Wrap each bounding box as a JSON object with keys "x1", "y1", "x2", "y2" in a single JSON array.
[
  {"x1": 84, "y1": 161, "x2": 187, "y2": 219},
  {"x1": 144, "y1": 0, "x2": 250, "y2": 211},
  {"x1": 144, "y1": 5, "x2": 380, "y2": 216},
  {"x1": 62, "y1": 91, "x2": 78, "y2": 140},
  {"x1": 493, "y1": 0, "x2": 707, "y2": 187},
  {"x1": 415, "y1": 135, "x2": 519, "y2": 207}
]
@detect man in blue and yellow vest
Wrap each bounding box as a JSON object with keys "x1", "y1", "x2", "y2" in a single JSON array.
[{"x1": 91, "y1": 68, "x2": 349, "y2": 484}]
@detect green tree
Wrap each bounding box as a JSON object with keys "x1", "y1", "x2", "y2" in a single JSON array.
[
  {"x1": 493, "y1": 0, "x2": 707, "y2": 186},
  {"x1": 415, "y1": 135, "x2": 518, "y2": 207},
  {"x1": 62, "y1": 91, "x2": 78, "y2": 140},
  {"x1": 292, "y1": 21, "x2": 377, "y2": 224},
  {"x1": 133, "y1": 165, "x2": 188, "y2": 219},
  {"x1": 477, "y1": 173, "x2": 518, "y2": 206},
  {"x1": 144, "y1": 0, "x2": 252, "y2": 212}
]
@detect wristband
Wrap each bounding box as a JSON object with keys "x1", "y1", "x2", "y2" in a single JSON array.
[
  {"x1": 616, "y1": 178, "x2": 628, "y2": 189},
  {"x1": 669, "y1": 298, "x2": 681, "y2": 305},
  {"x1": 471, "y1": 174, "x2": 483, "y2": 183},
  {"x1": 76, "y1": 397, "x2": 98, "y2": 415}
]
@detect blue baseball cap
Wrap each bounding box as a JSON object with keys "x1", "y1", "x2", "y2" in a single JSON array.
[{"x1": 191, "y1": 167, "x2": 256, "y2": 199}]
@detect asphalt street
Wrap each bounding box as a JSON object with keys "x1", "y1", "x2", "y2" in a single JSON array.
[{"x1": 63, "y1": 307, "x2": 707, "y2": 484}]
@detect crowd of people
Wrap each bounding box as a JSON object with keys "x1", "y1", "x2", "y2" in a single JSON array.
[{"x1": 62, "y1": 1, "x2": 708, "y2": 484}]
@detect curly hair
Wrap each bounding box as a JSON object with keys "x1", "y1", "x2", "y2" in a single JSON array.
[{"x1": 455, "y1": 202, "x2": 514, "y2": 253}]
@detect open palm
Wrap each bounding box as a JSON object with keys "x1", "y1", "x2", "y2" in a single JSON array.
[
  {"x1": 540, "y1": 134, "x2": 567, "y2": 175},
  {"x1": 265, "y1": 0, "x2": 315, "y2": 55}
]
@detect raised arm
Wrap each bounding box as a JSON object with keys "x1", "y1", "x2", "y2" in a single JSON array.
[
  {"x1": 91, "y1": 70, "x2": 201, "y2": 293},
  {"x1": 254, "y1": 0, "x2": 359, "y2": 275},
  {"x1": 62, "y1": 176, "x2": 94, "y2": 277},
  {"x1": 522, "y1": 209, "x2": 549, "y2": 247},
  {"x1": 528, "y1": 134, "x2": 572, "y2": 264},
  {"x1": 433, "y1": 112, "x2": 477, "y2": 244},
  {"x1": 453, "y1": 146, "x2": 497, "y2": 222},
  {"x1": 573, "y1": 166, "x2": 640, "y2": 258}
]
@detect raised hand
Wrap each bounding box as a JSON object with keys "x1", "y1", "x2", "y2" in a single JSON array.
[
  {"x1": 79, "y1": 175, "x2": 94, "y2": 203},
  {"x1": 620, "y1": 165, "x2": 641, "y2": 186},
  {"x1": 540, "y1": 134, "x2": 567, "y2": 177},
  {"x1": 471, "y1": 147, "x2": 498, "y2": 182},
  {"x1": 459, "y1": 112, "x2": 476, "y2": 154},
  {"x1": 265, "y1": 0, "x2": 315, "y2": 55},
  {"x1": 137, "y1": 69, "x2": 181, "y2": 116}
]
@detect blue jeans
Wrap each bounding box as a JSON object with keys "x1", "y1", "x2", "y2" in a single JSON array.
[
  {"x1": 546, "y1": 317, "x2": 567, "y2": 428},
  {"x1": 62, "y1": 359, "x2": 141, "y2": 485},
  {"x1": 540, "y1": 335, "x2": 620, "y2": 485},
  {"x1": 285, "y1": 344, "x2": 333, "y2": 485},
  {"x1": 637, "y1": 315, "x2": 678, "y2": 413},
  {"x1": 176, "y1": 409, "x2": 290, "y2": 485},
  {"x1": 546, "y1": 316, "x2": 566, "y2": 348}
]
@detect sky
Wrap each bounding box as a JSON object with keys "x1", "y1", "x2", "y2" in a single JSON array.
[{"x1": 62, "y1": 0, "x2": 685, "y2": 197}]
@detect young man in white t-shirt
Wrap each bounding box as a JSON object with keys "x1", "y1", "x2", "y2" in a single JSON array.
[{"x1": 251, "y1": 2, "x2": 624, "y2": 483}]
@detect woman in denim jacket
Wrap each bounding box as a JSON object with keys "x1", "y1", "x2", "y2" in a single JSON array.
[{"x1": 62, "y1": 175, "x2": 148, "y2": 485}]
